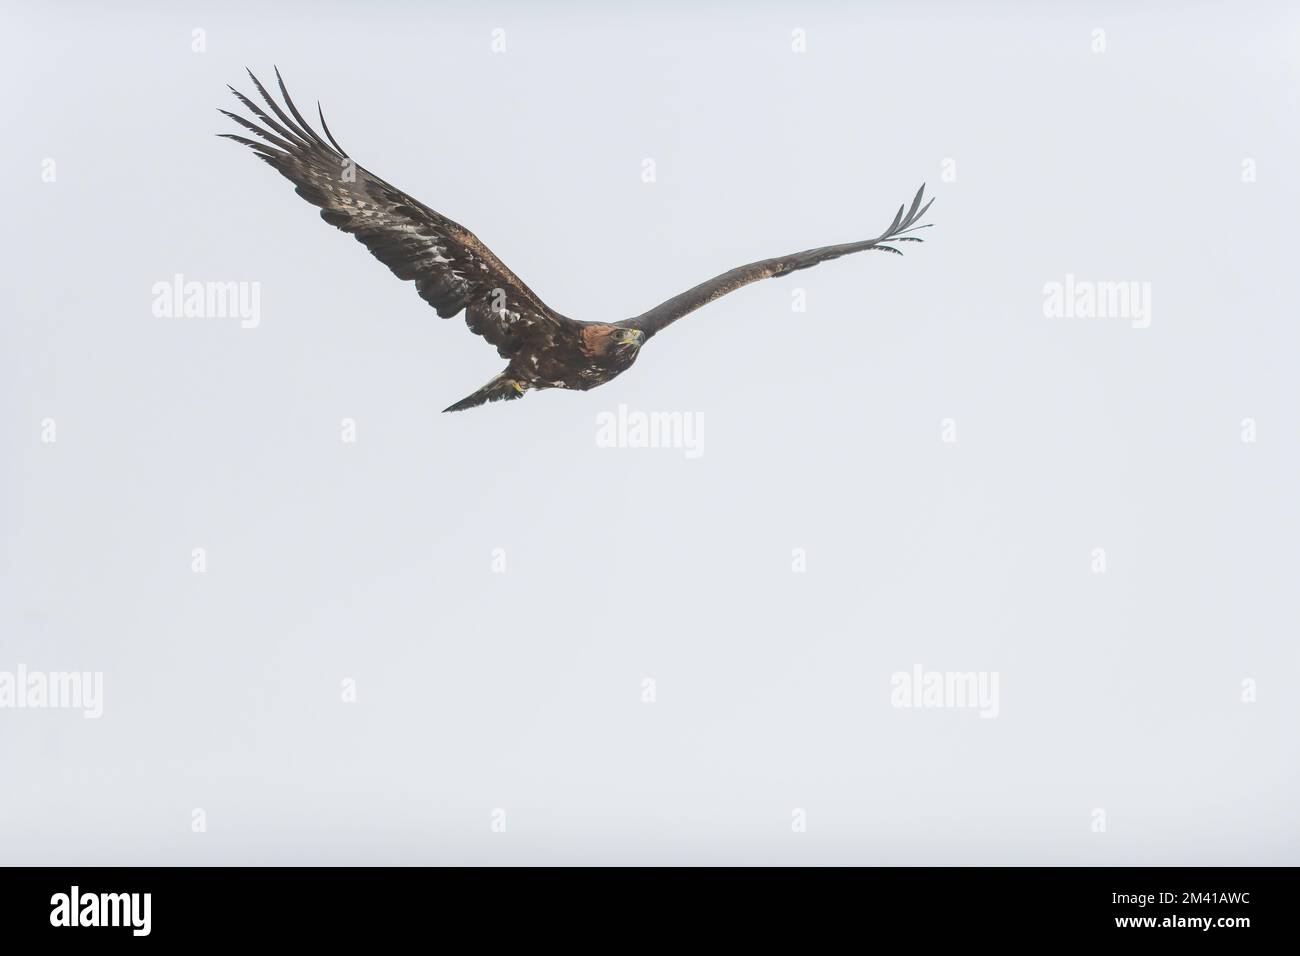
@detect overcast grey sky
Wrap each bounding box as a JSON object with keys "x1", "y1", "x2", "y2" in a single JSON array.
[{"x1": 1, "y1": 0, "x2": 1297, "y2": 864}]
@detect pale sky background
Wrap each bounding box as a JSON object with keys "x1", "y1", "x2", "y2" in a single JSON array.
[{"x1": 1, "y1": 0, "x2": 1297, "y2": 864}]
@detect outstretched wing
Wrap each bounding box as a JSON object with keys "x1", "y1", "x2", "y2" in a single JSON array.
[
  {"x1": 220, "y1": 68, "x2": 568, "y2": 358},
  {"x1": 623, "y1": 185, "x2": 934, "y2": 338}
]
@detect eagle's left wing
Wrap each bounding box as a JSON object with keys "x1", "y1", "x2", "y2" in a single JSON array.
[
  {"x1": 623, "y1": 185, "x2": 934, "y2": 339},
  {"x1": 220, "y1": 69, "x2": 568, "y2": 360}
]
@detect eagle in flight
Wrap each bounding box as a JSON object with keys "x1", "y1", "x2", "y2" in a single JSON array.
[{"x1": 221, "y1": 70, "x2": 935, "y2": 412}]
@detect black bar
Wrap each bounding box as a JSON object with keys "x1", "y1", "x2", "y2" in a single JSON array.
[{"x1": 0, "y1": 867, "x2": 1285, "y2": 942}]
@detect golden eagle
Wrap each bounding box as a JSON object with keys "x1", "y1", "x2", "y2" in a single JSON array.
[{"x1": 221, "y1": 70, "x2": 935, "y2": 412}]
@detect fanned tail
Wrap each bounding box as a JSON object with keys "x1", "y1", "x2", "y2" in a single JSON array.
[{"x1": 443, "y1": 372, "x2": 530, "y2": 413}]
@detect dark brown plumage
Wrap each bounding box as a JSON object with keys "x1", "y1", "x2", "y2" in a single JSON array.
[{"x1": 221, "y1": 70, "x2": 934, "y2": 411}]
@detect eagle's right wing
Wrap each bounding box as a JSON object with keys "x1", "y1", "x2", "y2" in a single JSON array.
[
  {"x1": 220, "y1": 68, "x2": 568, "y2": 359},
  {"x1": 623, "y1": 185, "x2": 934, "y2": 339}
]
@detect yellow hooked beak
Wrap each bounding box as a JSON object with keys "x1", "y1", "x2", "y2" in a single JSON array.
[{"x1": 619, "y1": 329, "x2": 645, "y2": 347}]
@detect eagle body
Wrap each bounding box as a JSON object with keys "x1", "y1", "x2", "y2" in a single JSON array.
[
  {"x1": 456, "y1": 322, "x2": 644, "y2": 412},
  {"x1": 221, "y1": 70, "x2": 933, "y2": 412}
]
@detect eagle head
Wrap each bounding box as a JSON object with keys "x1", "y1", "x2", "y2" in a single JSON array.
[
  {"x1": 583, "y1": 324, "x2": 645, "y2": 361},
  {"x1": 612, "y1": 327, "x2": 646, "y2": 351}
]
